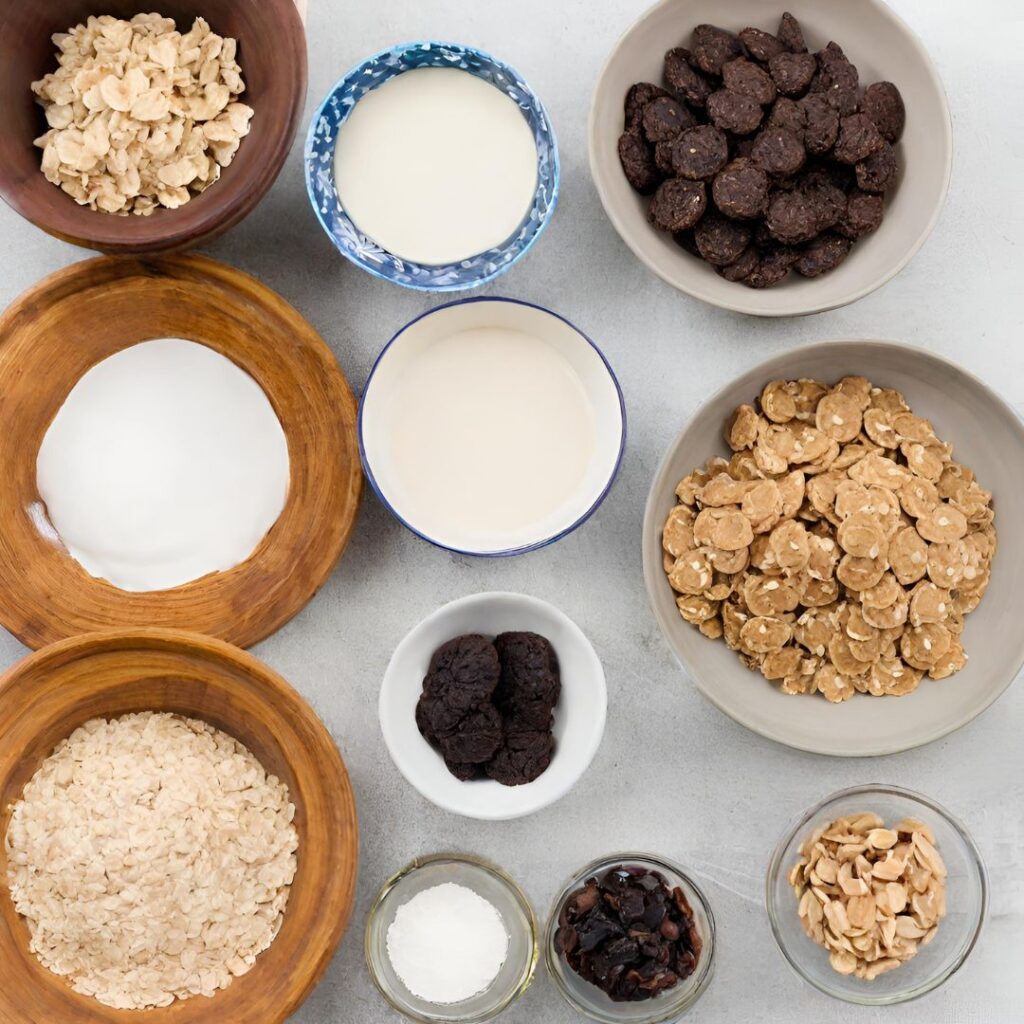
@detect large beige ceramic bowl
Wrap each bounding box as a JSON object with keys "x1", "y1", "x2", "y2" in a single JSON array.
[
  {"x1": 589, "y1": 0, "x2": 952, "y2": 316},
  {"x1": 642, "y1": 341, "x2": 1024, "y2": 755}
]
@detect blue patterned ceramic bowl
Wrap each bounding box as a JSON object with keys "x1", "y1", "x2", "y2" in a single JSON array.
[{"x1": 305, "y1": 42, "x2": 559, "y2": 291}]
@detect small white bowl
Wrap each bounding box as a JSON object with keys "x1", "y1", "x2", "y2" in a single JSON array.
[
  {"x1": 359, "y1": 297, "x2": 626, "y2": 557},
  {"x1": 379, "y1": 592, "x2": 607, "y2": 820},
  {"x1": 589, "y1": 0, "x2": 952, "y2": 316}
]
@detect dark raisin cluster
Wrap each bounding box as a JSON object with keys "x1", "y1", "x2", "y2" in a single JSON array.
[{"x1": 555, "y1": 865, "x2": 703, "y2": 1002}]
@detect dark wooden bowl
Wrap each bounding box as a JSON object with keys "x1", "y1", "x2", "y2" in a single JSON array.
[
  {"x1": 0, "y1": 254, "x2": 362, "y2": 649},
  {"x1": 0, "y1": 629, "x2": 359, "y2": 1024},
  {"x1": 0, "y1": 0, "x2": 307, "y2": 253}
]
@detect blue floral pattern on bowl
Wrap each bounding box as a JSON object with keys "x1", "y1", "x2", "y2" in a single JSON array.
[{"x1": 304, "y1": 41, "x2": 560, "y2": 292}]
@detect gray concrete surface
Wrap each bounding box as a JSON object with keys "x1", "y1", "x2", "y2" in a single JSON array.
[{"x1": 1, "y1": 1, "x2": 1021, "y2": 1021}]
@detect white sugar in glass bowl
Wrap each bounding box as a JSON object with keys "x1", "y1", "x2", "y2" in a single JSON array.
[
  {"x1": 359, "y1": 297, "x2": 625, "y2": 556},
  {"x1": 379, "y1": 592, "x2": 607, "y2": 820},
  {"x1": 589, "y1": 0, "x2": 952, "y2": 316}
]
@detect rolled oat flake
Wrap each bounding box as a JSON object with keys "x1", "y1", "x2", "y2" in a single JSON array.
[{"x1": 386, "y1": 882, "x2": 509, "y2": 1003}]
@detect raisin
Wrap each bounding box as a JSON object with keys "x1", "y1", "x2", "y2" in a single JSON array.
[
  {"x1": 739, "y1": 26, "x2": 785, "y2": 63},
  {"x1": 712, "y1": 157, "x2": 769, "y2": 219},
  {"x1": 721, "y1": 57, "x2": 777, "y2": 105},
  {"x1": 860, "y1": 81, "x2": 906, "y2": 143},
  {"x1": 664, "y1": 47, "x2": 713, "y2": 108},
  {"x1": 695, "y1": 209, "x2": 753, "y2": 265},
  {"x1": 777, "y1": 12, "x2": 808, "y2": 53},
  {"x1": 618, "y1": 129, "x2": 662, "y2": 194},
  {"x1": 670, "y1": 124, "x2": 729, "y2": 180},
  {"x1": 795, "y1": 231, "x2": 853, "y2": 277},
  {"x1": 643, "y1": 95, "x2": 697, "y2": 142},
  {"x1": 649, "y1": 178, "x2": 708, "y2": 231},
  {"x1": 751, "y1": 126, "x2": 806, "y2": 177},
  {"x1": 769, "y1": 51, "x2": 817, "y2": 97},
  {"x1": 707, "y1": 89, "x2": 764, "y2": 134},
  {"x1": 690, "y1": 24, "x2": 744, "y2": 75}
]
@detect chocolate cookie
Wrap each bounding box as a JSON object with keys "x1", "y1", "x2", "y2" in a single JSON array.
[
  {"x1": 664, "y1": 47, "x2": 713, "y2": 108},
  {"x1": 670, "y1": 124, "x2": 729, "y2": 180},
  {"x1": 812, "y1": 41, "x2": 859, "y2": 116},
  {"x1": 777, "y1": 12, "x2": 807, "y2": 53},
  {"x1": 690, "y1": 24, "x2": 744, "y2": 75},
  {"x1": 712, "y1": 158, "x2": 769, "y2": 219},
  {"x1": 493, "y1": 632, "x2": 561, "y2": 710},
  {"x1": 745, "y1": 243, "x2": 800, "y2": 287},
  {"x1": 765, "y1": 188, "x2": 821, "y2": 244},
  {"x1": 795, "y1": 231, "x2": 853, "y2": 277},
  {"x1": 643, "y1": 95, "x2": 697, "y2": 142},
  {"x1": 833, "y1": 113, "x2": 885, "y2": 164},
  {"x1": 767, "y1": 96, "x2": 806, "y2": 136},
  {"x1": 721, "y1": 57, "x2": 777, "y2": 105},
  {"x1": 485, "y1": 730, "x2": 555, "y2": 786},
  {"x1": 799, "y1": 94, "x2": 840, "y2": 155},
  {"x1": 751, "y1": 126, "x2": 806, "y2": 176},
  {"x1": 625, "y1": 82, "x2": 669, "y2": 128},
  {"x1": 860, "y1": 81, "x2": 905, "y2": 143},
  {"x1": 739, "y1": 26, "x2": 785, "y2": 63},
  {"x1": 437, "y1": 704, "x2": 503, "y2": 765},
  {"x1": 707, "y1": 89, "x2": 764, "y2": 134},
  {"x1": 717, "y1": 244, "x2": 760, "y2": 281},
  {"x1": 855, "y1": 141, "x2": 897, "y2": 192},
  {"x1": 695, "y1": 209, "x2": 753, "y2": 265},
  {"x1": 649, "y1": 178, "x2": 708, "y2": 231},
  {"x1": 836, "y1": 188, "x2": 884, "y2": 238},
  {"x1": 618, "y1": 129, "x2": 662, "y2": 194},
  {"x1": 768, "y1": 51, "x2": 817, "y2": 97}
]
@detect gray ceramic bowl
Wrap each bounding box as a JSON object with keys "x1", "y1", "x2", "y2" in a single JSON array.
[
  {"x1": 642, "y1": 340, "x2": 1024, "y2": 755},
  {"x1": 589, "y1": 0, "x2": 952, "y2": 316}
]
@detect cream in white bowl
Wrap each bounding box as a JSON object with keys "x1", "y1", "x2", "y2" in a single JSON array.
[
  {"x1": 360, "y1": 298, "x2": 625, "y2": 555},
  {"x1": 589, "y1": 0, "x2": 952, "y2": 316},
  {"x1": 379, "y1": 592, "x2": 607, "y2": 821}
]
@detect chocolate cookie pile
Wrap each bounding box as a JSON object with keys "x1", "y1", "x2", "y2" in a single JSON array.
[
  {"x1": 555, "y1": 865, "x2": 703, "y2": 1002},
  {"x1": 618, "y1": 12, "x2": 905, "y2": 288},
  {"x1": 415, "y1": 632, "x2": 560, "y2": 786}
]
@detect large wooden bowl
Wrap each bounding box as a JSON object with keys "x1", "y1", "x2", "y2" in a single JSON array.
[
  {"x1": 0, "y1": 0, "x2": 306, "y2": 253},
  {"x1": 0, "y1": 629, "x2": 359, "y2": 1024},
  {"x1": 0, "y1": 254, "x2": 362, "y2": 649}
]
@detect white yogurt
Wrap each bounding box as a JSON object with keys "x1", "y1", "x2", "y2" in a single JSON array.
[
  {"x1": 372, "y1": 325, "x2": 598, "y2": 550},
  {"x1": 36, "y1": 338, "x2": 290, "y2": 592},
  {"x1": 333, "y1": 67, "x2": 539, "y2": 265}
]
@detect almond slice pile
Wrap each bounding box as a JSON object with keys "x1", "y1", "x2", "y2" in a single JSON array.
[{"x1": 789, "y1": 812, "x2": 946, "y2": 980}]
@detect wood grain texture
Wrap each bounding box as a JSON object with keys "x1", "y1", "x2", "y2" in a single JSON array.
[
  {"x1": 0, "y1": 628, "x2": 359, "y2": 1024},
  {"x1": 0, "y1": 0, "x2": 307, "y2": 254},
  {"x1": 0, "y1": 253, "x2": 363, "y2": 649}
]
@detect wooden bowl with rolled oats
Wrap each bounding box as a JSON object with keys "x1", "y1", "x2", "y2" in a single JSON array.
[
  {"x1": 642, "y1": 340, "x2": 1024, "y2": 755},
  {"x1": 766, "y1": 785, "x2": 986, "y2": 1004},
  {"x1": 0, "y1": 629, "x2": 359, "y2": 1024},
  {"x1": 0, "y1": 0, "x2": 306, "y2": 253}
]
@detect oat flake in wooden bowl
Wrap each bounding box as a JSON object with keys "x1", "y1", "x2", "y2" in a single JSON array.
[{"x1": 5, "y1": 711, "x2": 298, "y2": 1010}]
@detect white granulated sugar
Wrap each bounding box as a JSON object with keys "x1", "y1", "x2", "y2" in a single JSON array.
[
  {"x1": 3, "y1": 712, "x2": 298, "y2": 1010},
  {"x1": 386, "y1": 882, "x2": 509, "y2": 1004}
]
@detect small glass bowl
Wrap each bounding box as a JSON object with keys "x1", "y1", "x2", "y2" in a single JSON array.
[
  {"x1": 545, "y1": 854, "x2": 716, "y2": 1023},
  {"x1": 365, "y1": 853, "x2": 538, "y2": 1022},
  {"x1": 766, "y1": 784, "x2": 988, "y2": 1005}
]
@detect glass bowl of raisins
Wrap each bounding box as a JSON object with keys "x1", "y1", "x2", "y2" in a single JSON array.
[{"x1": 545, "y1": 854, "x2": 715, "y2": 1022}]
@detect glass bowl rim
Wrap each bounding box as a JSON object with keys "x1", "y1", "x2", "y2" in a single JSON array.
[
  {"x1": 765, "y1": 783, "x2": 989, "y2": 1006},
  {"x1": 543, "y1": 851, "x2": 717, "y2": 1024},
  {"x1": 364, "y1": 851, "x2": 539, "y2": 1023}
]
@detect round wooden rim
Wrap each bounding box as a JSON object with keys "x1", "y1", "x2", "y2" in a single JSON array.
[
  {"x1": 0, "y1": 628, "x2": 358, "y2": 1023},
  {"x1": 0, "y1": 254, "x2": 362, "y2": 649}
]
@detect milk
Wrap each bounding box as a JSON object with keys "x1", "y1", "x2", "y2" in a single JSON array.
[
  {"x1": 376, "y1": 326, "x2": 598, "y2": 550},
  {"x1": 333, "y1": 68, "x2": 539, "y2": 265}
]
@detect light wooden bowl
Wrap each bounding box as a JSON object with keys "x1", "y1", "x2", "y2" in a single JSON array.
[
  {"x1": 0, "y1": 254, "x2": 362, "y2": 649},
  {"x1": 0, "y1": 628, "x2": 358, "y2": 1024},
  {"x1": 0, "y1": 0, "x2": 307, "y2": 254}
]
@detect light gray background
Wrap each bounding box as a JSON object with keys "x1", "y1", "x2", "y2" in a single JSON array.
[{"x1": 1, "y1": 1, "x2": 1021, "y2": 1021}]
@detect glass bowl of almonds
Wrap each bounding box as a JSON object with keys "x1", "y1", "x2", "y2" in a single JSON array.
[{"x1": 766, "y1": 784, "x2": 987, "y2": 1005}]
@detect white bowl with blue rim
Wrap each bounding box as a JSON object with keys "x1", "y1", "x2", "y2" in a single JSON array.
[
  {"x1": 359, "y1": 296, "x2": 626, "y2": 556},
  {"x1": 305, "y1": 41, "x2": 559, "y2": 291}
]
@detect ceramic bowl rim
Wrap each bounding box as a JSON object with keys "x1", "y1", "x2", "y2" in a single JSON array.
[
  {"x1": 587, "y1": 0, "x2": 953, "y2": 317},
  {"x1": 642, "y1": 337, "x2": 1024, "y2": 755},
  {"x1": 304, "y1": 39, "x2": 560, "y2": 292},
  {"x1": 358, "y1": 295, "x2": 627, "y2": 557}
]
